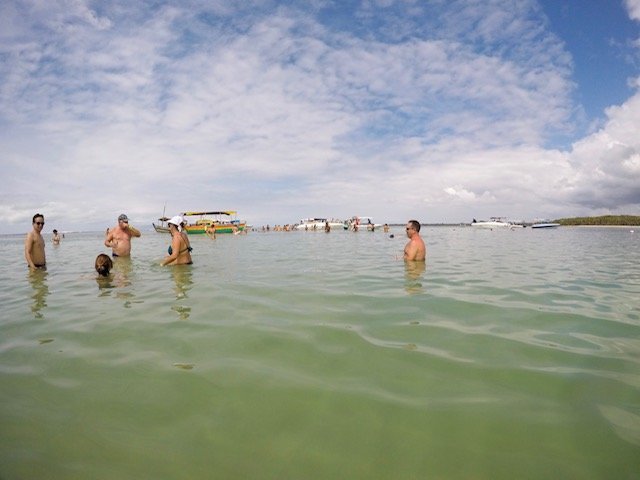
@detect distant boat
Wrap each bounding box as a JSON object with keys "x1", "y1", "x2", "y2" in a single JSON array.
[
  {"x1": 345, "y1": 216, "x2": 382, "y2": 231},
  {"x1": 182, "y1": 211, "x2": 246, "y2": 234},
  {"x1": 471, "y1": 217, "x2": 514, "y2": 229},
  {"x1": 152, "y1": 205, "x2": 171, "y2": 233},
  {"x1": 531, "y1": 223, "x2": 560, "y2": 229},
  {"x1": 152, "y1": 216, "x2": 171, "y2": 233},
  {"x1": 294, "y1": 218, "x2": 345, "y2": 231},
  {"x1": 155, "y1": 211, "x2": 246, "y2": 234}
]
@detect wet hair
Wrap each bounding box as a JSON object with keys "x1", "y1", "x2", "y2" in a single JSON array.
[
  {"x1": 408, "y1": 220, "x2": 421, "y2": 232},
  {"x1": 33, "y1": 213, "x2": 44, "y2": 223},
  {"x1": 95, "y1": 254, "x2": 113, "y2": 277}
]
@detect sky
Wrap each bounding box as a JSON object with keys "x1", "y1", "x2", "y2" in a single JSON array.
[{"x1": 1, "y1": 0, "x2": 639, "y2": 234}]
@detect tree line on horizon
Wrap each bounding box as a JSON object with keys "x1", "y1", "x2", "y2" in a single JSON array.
[{"x1": 554, "y1": 215, "x2": 640, "y2": 226}]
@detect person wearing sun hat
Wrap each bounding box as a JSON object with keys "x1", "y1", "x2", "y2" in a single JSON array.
[
  {"x1": 104, "y1": 213, "x2": 141, "y2": 257},
  {"x1": 161, "y1": 216, "x2": 193, "y2": 266}
]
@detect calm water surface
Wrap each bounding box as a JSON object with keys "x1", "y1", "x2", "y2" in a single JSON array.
[{"x1": 1, "y1": 226, "x2": 639, "y2": 479}]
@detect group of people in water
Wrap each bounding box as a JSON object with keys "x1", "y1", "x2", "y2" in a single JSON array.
[
  {"x1": 25, "y1": 213, "x2": 425, "y2": 278},
  {"x1": 25, "y1": 213, "x2": 194, "y2": 278}
]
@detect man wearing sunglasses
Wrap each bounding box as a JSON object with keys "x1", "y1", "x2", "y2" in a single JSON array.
[
  {"x1": 104, "y1": 213, "x2": 141, "y2": 257},
  {"x1": 25, "y1": 213, "x2": 47, "y2": 270},
  {"x1": 404, "y1": 220, "x2": 426, "y2": 262}
]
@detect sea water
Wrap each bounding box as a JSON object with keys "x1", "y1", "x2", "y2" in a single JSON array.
[{"x1": 1, "y1": 226, "x2": 639, "y2": 479}]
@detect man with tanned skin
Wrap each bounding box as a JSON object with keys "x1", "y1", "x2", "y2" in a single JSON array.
[
  {"x1": 25, "y1": 213, "x2": 47, "y2": 270},
  {"x1": 403, "y1": 219, "x2": 426, "y2": 262},
  {"x1": 104, "y1": 213, "x2": 141, "y2": 257}
]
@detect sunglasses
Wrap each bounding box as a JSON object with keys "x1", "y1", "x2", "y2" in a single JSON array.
[{"x1": 34, "y1": 222, "x2": 45, "y2": 226}]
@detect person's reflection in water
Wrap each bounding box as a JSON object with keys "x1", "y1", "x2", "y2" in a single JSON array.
[
  {"x1": 171, "y1": 265, "x2": 193, "y2": 320},
  {"x1": 111, "y1": 256, "x2": 134, "y2": 306},
  {"x1": 28, "y1": 269, "x2": 49, "y2": 318},
  {"x1": 404, "y1": 260, "x2": 426, "y2": 295},
  {"x1": 96, "y1": 274, "x2": 115, "y2": 296}
]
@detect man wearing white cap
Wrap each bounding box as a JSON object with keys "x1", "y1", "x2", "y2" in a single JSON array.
[{"x1": 104, "y1": 213, "x2": 141, "y2": 257}]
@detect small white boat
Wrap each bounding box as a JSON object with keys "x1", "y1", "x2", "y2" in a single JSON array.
[
  {"x1": 344, "y1": 216, "x2": 382, "y2": 231},
  {"x1": 294, "y1": 218, "x2": 345, "y2": 231},
  {"x1": 531, "y1": 223, "x2": 560, "y2": 229},
  {"x1": 471, "y1": 217, "x2": 514, "y2": 229}
]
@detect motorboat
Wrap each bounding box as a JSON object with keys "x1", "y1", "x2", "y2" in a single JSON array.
[
  {"x1": 471, "y1": 217, "x2": 519, "y2": 229},
  {"x1": 344, "y1": 216, "x2": 382, "y2": 231},
  {"x1": 294, "y1": 218, "x2": 345, "y2": 231},
  {"x1": 531, "y1": 223, "x2": 560, "y2": 229}
]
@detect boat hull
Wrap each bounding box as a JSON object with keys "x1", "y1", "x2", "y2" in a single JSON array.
[
  {"x1": 344, "y1": 217, "x2": 382, "y2": 231},
  {"x1": 184, "y1": 223, "x2": 246, "y2": 234},
  {"x1": 295, "y1": 221, "x2": 345, "y2": 231},
  {"x1": 153, "y1": 223, "x2": 170, "y2": 233},
  {"x1": 471, "y1": 222, "x2": 512, "y2": 228},
  {"x1": 344, "y1": 223, "x2": 382, "y2": 231},
  {"x1": 531, "y1": 223, "x2": 560, "y2": 229}
]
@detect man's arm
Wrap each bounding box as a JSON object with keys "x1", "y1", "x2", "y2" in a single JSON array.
[
  {"x1": 24, "y1": 232, "x2": 36, "y2": 269},
  {"x1": 127, "y1": 225, "x2": 141, "y2": 237},
  {"x1": 404, "y1": 242, "x2": 418, "y2": 261},
  {"x1": 104, "y1": 230, "x2": 114, "y2": 248}
]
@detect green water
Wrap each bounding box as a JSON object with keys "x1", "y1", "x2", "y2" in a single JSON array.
[{"x1": 1, "y1": 227, "x2": 639, "y2": 479}]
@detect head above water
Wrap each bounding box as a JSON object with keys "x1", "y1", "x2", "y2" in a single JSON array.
[
  {"x1": 32, "y1": 213, "x2": 44, "y2": 226},
  {"x1": 407, "y1": 220, "x2": 421, "y2": 233},
  {"x1": 95, "y1": 253, "x2": 113, "y2": 277},
  {"x1": 168, "y1": 216, "x2": 183, "y2": 231}
]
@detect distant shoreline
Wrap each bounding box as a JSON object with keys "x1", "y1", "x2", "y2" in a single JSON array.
[
  {"x1": 567, "y1": 224, "x2": 638, "y2": 228},
  {"x1": 389, "y1": 223, "x2": 639, "y2": 228}
]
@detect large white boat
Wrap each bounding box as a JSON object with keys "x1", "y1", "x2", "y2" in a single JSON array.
[
  {"x1": 294, "y1": 218, "x2": 345, "y2": 231},
  {"x1": 344, "y1": 216, "x2": 382, "y2": 231},
  {"x1": 471, "y1": 217, "x2": 517, "y2": 229}
]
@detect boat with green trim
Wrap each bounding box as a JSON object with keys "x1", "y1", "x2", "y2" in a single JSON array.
[
  {"x1": 181, "y1": 211, "x2": 246, "y2": 234},
  {"x1": 153, "y1": 210, "x2": 247, "y2": 235}
]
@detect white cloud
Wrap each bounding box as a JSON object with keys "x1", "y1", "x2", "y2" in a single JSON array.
[
  {"x1": 625, "y1": 0, "x2": 640, "y2": 22},
  {"x1": 1, "y1": 0, "x2": 639, "y2": 233},
  {"x1": 564, "y1": 91, "x2": 640, "y2": 208}
]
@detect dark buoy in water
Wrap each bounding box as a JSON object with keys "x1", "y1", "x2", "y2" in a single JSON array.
[{"x1": 389, "y1": 234, "x2": 395, "y2": 238}]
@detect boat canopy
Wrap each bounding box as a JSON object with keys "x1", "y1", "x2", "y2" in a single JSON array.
[{"x1": 182, "y1": 211, "x2": 236, "y2": 216}]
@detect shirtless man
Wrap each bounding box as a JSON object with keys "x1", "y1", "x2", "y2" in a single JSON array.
[
  {"x1": 403, "y1": 220, "x2": 426, "y2": 261},
  {"x1": 25, "y1": 213, "x2": 47, "y2": 270},
  {"x1": 52, "y1": 229, "x2": 61, "y2": 245},
  {"x1": 104, "y1": 213, "x2": 141, "y2": 257}
]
